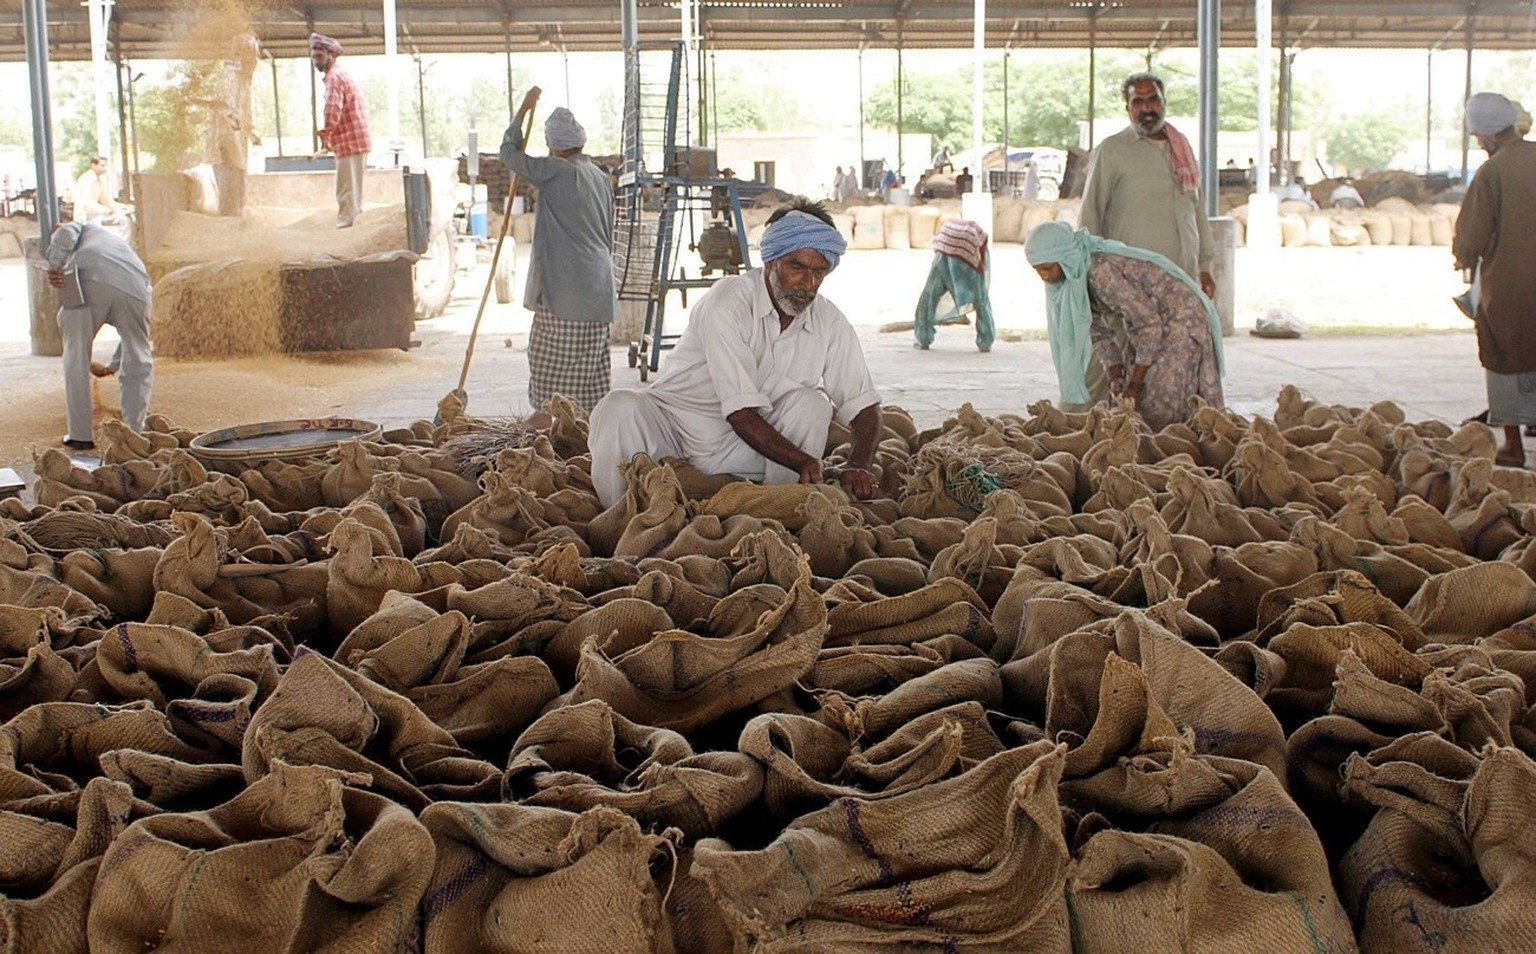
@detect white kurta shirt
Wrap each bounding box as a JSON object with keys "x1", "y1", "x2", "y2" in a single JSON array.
[{"x1": 649, "y1": 268, "x2": 881, "y2": 458}]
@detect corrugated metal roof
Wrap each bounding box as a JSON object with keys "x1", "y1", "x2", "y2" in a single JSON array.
[{"x1": 0, "y1": 0, "x2": 1531, "y2": 61}]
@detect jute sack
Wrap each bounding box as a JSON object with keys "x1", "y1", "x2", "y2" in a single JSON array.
[
  {"x1": 1406, "y1": 560, "x2": 1536, "y2": 644},
  {"x1": 725, "y1": 529, "x2": 814, "y2": 592},
  {"x1": 849, "y1": 205, "x2": 885, "y2": 249},
  {"x1": 518, "y1": 543, "x2": 642, "y2": 596},
  {"x1": 0, "y1": 564, "x2": 101, "y2": 622},
  {"x1": 611, "y1": 463, "x2": 693, "y2": 560},
  {"x1": 928, "y1": 516, "x2": 1023, "y2": 607},
  {"x1": 437, "y1": 470, "x2": 554, "y2": 550},
  {"x1": 1339, "y1": 742, "x2": 1536, "y2": 953},
  {"x1": 795, "y1": 491, "x2": 880, "y2": 578},
  {"x1": 883, "y1": 205, "x2": 911, "y2": 249},
  {"x1": 88, "y1": 761, "x2": 433, "y2": 953},
  {"x1": 0, "y1": 776, "x2": 142, "y2": 954},
  {"x1": 1189, "y1": 540, "x2": 1327, "y2": 639},
  {"x1": 408, "y1": 652, "x2": 560, "y2": 752},
  {"x1": 842, "y1": 555, "x2": 929, "y2": 595},
  {"x1": 321, "y1": 439, "x2": 396, "y2": 507},
  {"x1": 1330, "y1": 650, "x2": 1524, "y2": 751},
  {"x1": 505, "y1": 699, "x2": 763, "y2": 839},
  {"x1": 691, "y1": 742, "x2": 1072, "y2": 951},
  {"x1": 1263, "y1": 624, "x2": 1431, "y2": 723},
  {"x1": 1253, "y1": 569, "x2": 1428, "y2": 648},
  {"x1": 545, "y1": 598, "x2": 674, "y2": 685},
  {"x1": 1, "y1": 701, "x2": 210, "y2": 802},
  {"x1": 824, "y1": 577, "x2": 994, "y2": 651},
  {"x1": 820, "y1": 657, "x2": 1003, "y2": 739},
  {"x1": 0, "y1": 612, "x2": 77, "y2": 719},
  {"x1": 809, "y1": 633, "x2": 986, "y2": 694},
  {"x1": 243, "y1": 650, "x2": 502, "y2": 809},
  {"x1": 1064, "y1": 741, "x2": 1352, "y2": 953},
  {"x1": 990, "y1": 576, "x2": 1125, "y2": 664},
  {"x1": 326, "y1": 515, "x2": 466, "y2": 635},
  {"x1": 1446, "y1": 458, "x2": 1526, "y2": 558},
  {"x1": 48, "y1": 546, "x2": 156, "y2": 621},
  {"x1": 561, "y1": 578, "x2": 826, "y2": 735},
  {"x1": 420, "y1": 802, "x2": 677, "y2": 954},
  {"x1": 237, "y1": 458, "x2": 329, "y2": 513},
  {"x1": 658, "y1": 513, "x2": 787, "y2": 561},
  {"x1": 1157, "y1": 465, "x2": 1276, "y2": 546},
  {"x1": 907, "y1": 205, "x2": 940, "y2": 248},
  {"x1": 1008, "y1": 610, "x2": 1288, "y2": 782},
  {"x1": 1290, "y1": 516, "x2": 1432, "y2": 605}
]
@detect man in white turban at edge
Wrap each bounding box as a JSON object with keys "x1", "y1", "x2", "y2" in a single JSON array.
[
  {"x1": 500, "y1": 88, "x2": 618, "y2": 415},
  {"x1": 588, "y1": 198, "x2": 884, "y2": 508},
  {"x1": 1455, "y1": 91, "x2": 1536, "y2": 467}
]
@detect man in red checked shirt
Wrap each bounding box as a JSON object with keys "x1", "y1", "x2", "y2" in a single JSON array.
[{"x1": 310, "y1": 33, "x2": 370, "y2": 228}]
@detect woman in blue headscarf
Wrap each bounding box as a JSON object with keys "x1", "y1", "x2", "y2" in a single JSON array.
[{"x1": 1025, "y1": 221, "x2": 1225, "y2": 430}]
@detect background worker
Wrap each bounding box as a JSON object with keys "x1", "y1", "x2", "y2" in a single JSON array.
[
  {"x1": 72, "y1": 156, "x2": 126, "y2": 224},
  {"x1": 588, "y1": 199, "x2": 883, "y2": 509},
  {"x1": 310, "y1": 33, "x2": 370, "y2": 228},
  {"x1": 913, "y1": 218, "x2": 994, "y2": 353},
  {"x1": 500, "y1": 88, "x2": 617, "y2": 414},
  {"x1": 1454, "y1": 92, "x2": 1536, "y2": 468},
  {"x1": 41, "y1": 221, "x2": 153, "y2": 450},
  {"x1": 1078, "y1": 72, "x2": 1216, "y2": 408},
  {"x1": 1027, "y1": 220, "x2": 1224, "y2": 431}
]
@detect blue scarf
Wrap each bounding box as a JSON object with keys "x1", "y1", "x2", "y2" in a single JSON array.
[
  {"x1": 1025, "y1": 221, "x2": 1224, "y2": 405},
  {"x1": 759, "y1": 211, "x2": 846, "y2": 271}
]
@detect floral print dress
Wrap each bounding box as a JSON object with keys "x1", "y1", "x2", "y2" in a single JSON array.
[{"x1": 1086, "y1": 253, "x2": 1225, "y2": 430}]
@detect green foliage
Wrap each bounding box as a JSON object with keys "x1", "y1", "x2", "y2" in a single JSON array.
[
  {"x1": 133, "y1": 62, "x2": 223, "y2": 172},
  {"x1": 712, "y1": 67, "x2": 806, "y2": 134},
  {"x1": 1324, "y1": 110, "x2": 1415, "y2": 173}
]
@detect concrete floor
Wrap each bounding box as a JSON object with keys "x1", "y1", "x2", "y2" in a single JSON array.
[{"x1": 0, "y1": 239, "x2": 1487, "y2": 489}]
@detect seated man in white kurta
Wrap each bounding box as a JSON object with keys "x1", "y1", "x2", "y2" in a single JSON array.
[{"x1": 589, "y1": 199, "x2": 884, "y2": 509}]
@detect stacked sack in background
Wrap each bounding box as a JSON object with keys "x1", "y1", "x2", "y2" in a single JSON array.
[{"x1": 5, "y1": 386, "x2": 1536, "y2": 951}]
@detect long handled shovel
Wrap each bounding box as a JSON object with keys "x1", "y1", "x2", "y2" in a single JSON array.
[{"x1": 451, "y1": 91, "x2": 540, "y2": 411}]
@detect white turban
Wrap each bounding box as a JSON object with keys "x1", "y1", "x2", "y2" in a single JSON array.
[
  {"x1": 545, "y1": 108, "x2": 587, "y2": 151},
  {"x1": 1466, "y1": 92, "x2": 1519, "y2": 136}
]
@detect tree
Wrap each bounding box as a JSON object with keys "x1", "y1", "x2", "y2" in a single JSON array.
[{"x1": 1323, "y1": 111, "x2": 1415, "y2": 174}]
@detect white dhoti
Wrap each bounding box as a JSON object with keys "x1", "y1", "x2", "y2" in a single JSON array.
[
  {"x1": 589, "y1": 386, "x2": 834, "y2": 508},
  {"x1": 335, "y1": 153, "x2": 365, "y2": 227},
  {"x1": 60, "y1": 281, "x2": 153, "y2": 442}
]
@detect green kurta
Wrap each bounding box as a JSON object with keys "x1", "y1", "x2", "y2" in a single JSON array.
[
  {"x1": 1453, "y1": 139, "x2": 1536, "y2": 375},
  {"x1": 1079, "y1": 126, "x2": 1215, "y2": 284}
]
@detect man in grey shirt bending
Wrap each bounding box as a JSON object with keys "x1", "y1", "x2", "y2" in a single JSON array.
[{"x1": 500, "y1": 88, "x2": 617, "y2": 413}]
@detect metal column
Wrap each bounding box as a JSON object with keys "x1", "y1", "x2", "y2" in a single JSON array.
[
  {"x1": 23, "y1": 0, "x2": 58, "y2": 238},
  {"x1": 1087, "y1": 10, "x2": 1098, "y2": 149},
  {"x1": 383, "y1": 0, "x2": 401, "y2": 163},
  {"x1": 1426, "y1": 51, "x2": 1434, "y2": 173},
  {"x1": 970, "y1": 0, "x2": 984, "y2": 193},
  {"x1": 1196, "y1": 0, "x2": 1220, "y2": 216},
  {"x1": 857, "y1": 47, "x2": 866, "y2": 187},
  {"x1": 1255, "y1": 0, "x2": 1271, "y2": 194},
  {"x1": 1461, "y1": 16, "x2": 1474, "y2": 182},
  {"x1": 896, "y1": 35, "x2": 905, "y2": 179}
]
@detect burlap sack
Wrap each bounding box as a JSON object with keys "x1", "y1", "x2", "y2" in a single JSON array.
[
  {"x1": 842, "y1": 556, "x2": 929, "y2": 596},
  {"x1": 1445, "y1": 457, "x2": 1525, "y2": 558},
  {"x1": 326, "y1": 515, "x2": 466, "y2": 635},
  {"x1": 927, "y1": 517, "x2": 1022, "y2": 607},
  {"x1": 1006, "y1": 610, "x2": 1288, "y2": 781},
  {"x1": 991, "y1": 576, "x2": 1125, "y2": 664},
  {"x1": 1406, "y1": 561, "x2": 1536, "y2": 644},
  {"x1": 1157, "y1": 465, "x2": 1278, "y2": 546},
  {"x1": 1065, "y1": 740, "x2": 1352, "y2": 952},
  {"x1": 691, "y1": 742, "x2": 1072, "y2": 951},
  {"x1": 0, "y1": 564, "x2": 101, "y2": 624},
  {"x1": 1392, "y1": 493, "x2": 1467, "y2": 551},
  {"x1": 1264, "y1": 624, "x2": 1432, "y2": 724},
  {"x1": 795, "y1": 491, "x2": 881, "y2": 578},
  {"x1": 320, "y1": 438, "x2": 395, "y2": 507},
  {"x1": 0, "y1": 606, "x2": 77, "y2": 719},
  {"x1": 1253, "y1": 569, "x2": 1428, "y2": 648},
  {"x1": 1339, "y1": 742, "x2": 1536, "y2": 953},
  {"x1": 1290, "y1": 516, "x2": 1433, "y2": 605},
  {"x1": 821, "y1": 657, "x2": 1003, "y2": 739},
  {"x1": 0, "y1": 776, "x2": 143, "y2": 954},
  {"x1": 243, "y1": 650, "x2": 501, "y2": 808},
  {"x1": 825, "y1": 577, "x2": 993, "y2": 652},
  {"x1": 420, "y1": 802, "x2": 676, "y2": 954},
  {"x1": 505, "y1": 699, "x2": 762, "y2": 838},
  {"x1": 889, "y1": 515, "x2": 968, "y2": 560},
  {"x1": 810, "y1": 633, "x2": 987, "y2": 694},
  {"x1": 545, "y1": 598, "x2": 675, "y2": 686},
  {"x1": 561, "y1": 579, "x2": 826, "y2": 736},
  {"x1": 612, "y1": 464, "x2": 692, "y2": 560},
  {"x1": 237, "y1": 458, "x2": 329, "y2": 512},
  {"x1": 437, "y1": 470, "x2": 554, "y2": 550},
  {"x1": 1, "y1": 701, "x2": 211, "y2": 802},
  {"x1": 89, "y1": 761, "x2": 433, "y2": 953}
]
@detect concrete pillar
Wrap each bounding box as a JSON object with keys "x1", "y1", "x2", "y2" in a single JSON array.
[
  {"x1": 1208, "y1": 217, "x2": 1236, "y2": 336},
  {"x1": 612, "y1": 298, "x2": 646, "y2": 346},
  {"x1": 25, "y1": 237, "x2": 64, "y2": 357}
]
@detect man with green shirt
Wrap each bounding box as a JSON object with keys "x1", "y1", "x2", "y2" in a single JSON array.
[{"x1": 1071, "y1": 72, "x2": 1215, "y2": 408}]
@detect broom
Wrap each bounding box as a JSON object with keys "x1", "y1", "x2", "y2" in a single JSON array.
[{"x1": 447, "y1": 87, "x2": 541, "y2": 417}]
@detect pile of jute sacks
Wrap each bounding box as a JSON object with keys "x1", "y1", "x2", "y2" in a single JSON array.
[{"x1": 4, "y1": 386, "x2": 1536, "y2": 952}]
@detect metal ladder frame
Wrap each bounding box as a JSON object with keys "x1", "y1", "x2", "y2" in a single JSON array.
[{"x1": 612, "y1": 41, "x2": 751, "y2": 382}]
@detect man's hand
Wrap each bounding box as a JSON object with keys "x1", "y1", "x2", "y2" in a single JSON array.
[
  {"x1": 90, "y1": 361, "x2": 115, "y2": 378},
  {"x1": 519, "y1": 87, "x2": 543, "y2": 116},
  {"x1": 797, "y1": 458, "x2": 825, "y2": 485},
  {"x1": 1199, "y1": 271, "x2": 1216, "y2": 299},
  {"x1": 838, "y1": 466, "x2": 877, "y2": 500},
  {"x1": 47, "y1": 268, "x2": 63, "y2": 289}
]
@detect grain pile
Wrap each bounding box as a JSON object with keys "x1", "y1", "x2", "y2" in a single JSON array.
[
  {"x1": 149, "y1": 207, "x2": 410, "y2": 357},
  {"x1": 5, "y1": 386, "x2": 1536, "y2": 950}
]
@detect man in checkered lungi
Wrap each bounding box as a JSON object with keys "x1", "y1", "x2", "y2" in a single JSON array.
[{"x1": 501, "y1": 88, "x2": 616, "y2": 413}]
